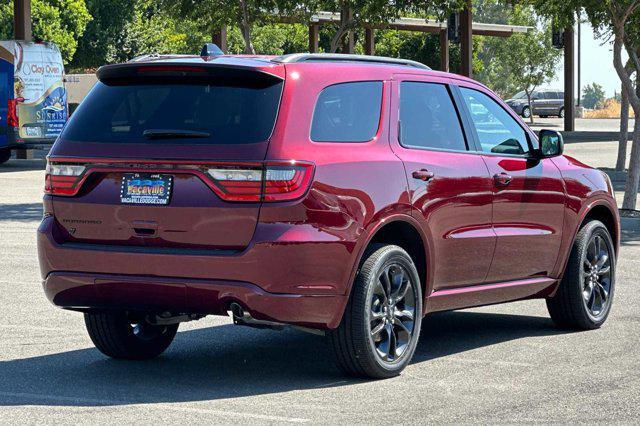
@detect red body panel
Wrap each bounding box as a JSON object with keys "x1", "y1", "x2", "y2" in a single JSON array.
[{"x1": 37, "y1": 56, "x2": 620, "y2": 329}]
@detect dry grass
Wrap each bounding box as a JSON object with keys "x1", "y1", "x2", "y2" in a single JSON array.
[{"x1": 583, "y1": 99, "x2": 635, "y2": 119}]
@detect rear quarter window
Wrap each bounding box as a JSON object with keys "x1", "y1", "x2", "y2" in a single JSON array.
[{"x1": 310, "y1": 81, "x2": 382, "y2": 142}]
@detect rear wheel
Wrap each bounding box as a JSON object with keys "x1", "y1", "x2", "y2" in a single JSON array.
[
  {"x1": 546, "y1": 220, "x2": 615, "y2": 329},
  {"x1": 84, "y1": 311, "x2": 178, "y2": 360},
  {"x1": 558, "y1": 107, "x2": 565, "y2": 118},
  {"x1": 328, "y1": 245, "x2": 422, "y2": 379},
  {"x1": 522, "y1": 106, "x2": 531, "y2": 118},
  {"x1": 0, "y1": 148, "x2": 11, "y2": 164}
]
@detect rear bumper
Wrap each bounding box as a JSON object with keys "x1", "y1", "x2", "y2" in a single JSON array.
[
  {"x1": 3, "y1": 128, "x2": 56, "y2": 149},
  {"x1": 37, "y1": 215, "x2": 352, "y2": 329},
  {"x1": 43, "y1": 272, "x2": 345, "y2": 329}
]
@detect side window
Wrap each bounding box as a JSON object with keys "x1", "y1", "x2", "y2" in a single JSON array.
[
  {"x1": 460, "y1": 87, "x2": 530, "y2": 156},
  {"x1": 399, "y1": 82, "x2": 466, "y2": 151},
  {"x1": 310, "y1": 81, "x2": 382, "y2": 142}
]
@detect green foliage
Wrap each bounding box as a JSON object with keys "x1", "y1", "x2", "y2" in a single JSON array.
[
  {"x1": 226, "y1": 24, "x2": 308, "y2": 55},
  {"x1": 70, "y1": 0, "x2": 208, "y2": 71},
  {"x1": 0, "y1": 0, "x2": 91, "y2": 63},
  {"x1": 69, "y1": 0, "x2": 135, "y2": 70},
  {"x1": 373, "y1": 29, "x2": 483, "y2": 75},
  {"x1": 108, "y1": 0, "x2": 206, "y2": 63},
  {"x1": 582, "y1": 82, "x2": 607, "y2": 109}
]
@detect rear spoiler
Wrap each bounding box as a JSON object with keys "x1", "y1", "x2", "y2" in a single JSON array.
[{"x1": 96, "y1": 61, "x2": 284, "y2": 87}]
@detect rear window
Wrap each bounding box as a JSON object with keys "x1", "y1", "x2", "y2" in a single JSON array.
[
  {"x1": 61, "y1": 80, "x2": 283, "y2": 144},
  {"x1": 310, "y1": 81, "x2": 382, "y2": 142}
]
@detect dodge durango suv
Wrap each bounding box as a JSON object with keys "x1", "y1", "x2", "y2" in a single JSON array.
[{"x1": 37, "y1": 50, "x2": 619, "y2": 379}]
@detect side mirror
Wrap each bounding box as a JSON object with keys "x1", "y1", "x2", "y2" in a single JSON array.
[{"x1": 538, "y1": 129, "x2": 564, "y2": 158}]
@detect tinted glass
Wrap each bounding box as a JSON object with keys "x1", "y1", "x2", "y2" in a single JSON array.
[
  {"x1": 399, "y1": 82, "x2": 466, "y2": 151},
  {"x1": 554, "y1": 92, "x2": 563, "y2": 100},
  {"x1": 310, "y1": 81, "x2": 382, "y2": 142},
  {"x1": 61, "y1": 80, "x2": 283, "y2": 144},
  {"x1": 460, "y1": 87, "x2": 530, "y2": 156}
]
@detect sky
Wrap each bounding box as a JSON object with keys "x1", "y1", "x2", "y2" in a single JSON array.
[{"x1": 548, "y1": 22, "x2": 626, "y2": 98}]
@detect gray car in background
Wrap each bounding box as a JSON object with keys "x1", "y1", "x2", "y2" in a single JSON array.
[{"x1": 505, "y1": 89, "x2": 565, "y2": 119}]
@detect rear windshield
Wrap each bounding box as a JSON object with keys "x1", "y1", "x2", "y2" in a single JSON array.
[{"x1": 61, "y1": 80, "x2": 283, "y2": 144}]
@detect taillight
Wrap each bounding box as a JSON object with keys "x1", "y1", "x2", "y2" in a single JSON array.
[
  {"x1": 206, "y1": 162, "x2": 314, "y2": 202},
  {"x1": 206, "y1": 167, "x2": 263, "y2": 202},
  {"x1": 7, "y1": 99, "x2": 19, "y2": 127},
  {"x1": 262, "y1": 164, "x2": 314, "y2": 202},
  {"x1": 44, "y1": 161, "x2": 86, "y2": 196}
]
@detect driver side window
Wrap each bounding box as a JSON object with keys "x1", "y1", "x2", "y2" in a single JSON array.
[{"x1": 460, "y1": 87, "x2": 529, "y2": 156}]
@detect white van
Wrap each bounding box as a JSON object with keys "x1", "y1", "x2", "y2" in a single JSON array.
[{"x1": 0, "y1": 41, "x2": 67, "y2": 163}]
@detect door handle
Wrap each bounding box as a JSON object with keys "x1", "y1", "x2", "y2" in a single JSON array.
[
  {"x1": 412, "y1": 169, "x2": 435, "y2": 181},
  {"x1": 493, "y1": 172, "x2": 512, "y2": 186}
]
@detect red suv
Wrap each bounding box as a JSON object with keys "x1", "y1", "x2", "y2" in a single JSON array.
[{"x1": 37, "y1": 50, "x2": 619, "y2": 378}]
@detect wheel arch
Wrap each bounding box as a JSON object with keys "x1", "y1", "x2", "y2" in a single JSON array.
[
  {"x1": 556, "y1": 200, "x2": 620, "y2": 284},
  {"x1": 580, "y1": 203, "x2": 619, "y2": 255},
  {"x1": 347, "y1": 215, "x2": 431, "y2": 307}
]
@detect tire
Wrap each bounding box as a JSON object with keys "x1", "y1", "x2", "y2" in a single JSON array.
[
  {"x1": 328, "y1": 245, "x2": 423, "y2": 379},
  {"x1": 0, "y1": 148, "x2": 10, "y2": 164},
  {"x1": 546, "y1": 220, "x2": 615, "y2": 330},
  {"x1": 84, "y1": 311, "x2": 179, "y2": 360},
  {"x1": 522, "y1": 106, "x2": 531, "y2": 118},
  {"x1": 558, "y1": 108, "x2": 565, "y2": 118}
]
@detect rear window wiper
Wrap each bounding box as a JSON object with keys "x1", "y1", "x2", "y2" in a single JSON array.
[{"x1": 143, "y1": 129, "x2": 211, "y2": 139}]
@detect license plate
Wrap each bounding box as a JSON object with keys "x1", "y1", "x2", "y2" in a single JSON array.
[{"x1": 120, "y1": 173, "x2": 172, "y2": 205}]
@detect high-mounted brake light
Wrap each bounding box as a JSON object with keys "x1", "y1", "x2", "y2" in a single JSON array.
[
  {"x1": 137, "y1": 65, "x2": 207, "y2": 74},
  {"x1": 206, "y1": 162, "x2": 314, "y2": 202},
  {"x1": 44, "y1": 160, "x2": 86, "y2": 196}
]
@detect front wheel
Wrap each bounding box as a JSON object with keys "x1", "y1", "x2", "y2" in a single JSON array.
[
  {"x1": 546, "y1": 220, "x2": 615, "y2": 329},
  {"x1": 84, "y1": 311, "x2": 179, "y2": 360},
  {"x1": 328, "y1": 245, "x2": 423, "y2": 379},
  {"x1": 522, "y1": 106, "x2": 531, "y2": 118}
]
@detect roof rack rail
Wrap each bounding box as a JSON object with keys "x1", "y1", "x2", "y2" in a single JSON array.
[{"x1": 272, "y1": 53, "x2": 430, "y2": 70}]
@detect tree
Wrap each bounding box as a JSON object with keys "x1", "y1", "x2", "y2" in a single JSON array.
[
  {"x1": 529, "y1": 0, "x2": 640, "y2": 210},
  {"x1": 0, "y1": 0, "x2": 91, "y2": 63},
  {"x1": 482, "y1": 5, "x2": 560, "y2": 123},
  {"x1": 69, "y1": 0, "x2": 136, "y2": 70},
  {"x1": 582, "y1": 82, "x2": 606, "y2": 109},
  {"x1": 614, "y1": 58, "x2": 636, "y2": 171},
  {"x1": 318, "y1": 0, "x2": 465, "y2": 53},
  {"x1": 158, "y1": 0, "x2": 309, "y2": 54},
  {"x1": 591, "y1": 2, "x2": 640, "y2": 210}
]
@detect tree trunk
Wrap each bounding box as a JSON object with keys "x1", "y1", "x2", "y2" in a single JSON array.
[
  {"x1": 623, "y1": 118, "x2": 640, "y2": 210},
  {"x1": 617, "y1": 83, "x2": 629, "y2": 171},
  {"x1": 329, "y1": 21, "x2": 349, "y2": 53},
  {"x1": 612, "y1": 32, "x2": 640, "y2": 210},
  {"x1": 526, "y1": 91, "x2": 534, "y2": 125},
  {"x1": 239, "y1": 0, "x2": 255, "y2": 54}
]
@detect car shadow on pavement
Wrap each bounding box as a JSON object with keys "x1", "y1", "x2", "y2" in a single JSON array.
[
  {"x1": 0, "y1": 159, "x2": 46, "y2": 173},
  {"x1": 0, "y1": 203, "x2": 43, "y2": 222},
  {"x1": 0, "y1": 310, "x2": 565, "y2": 407}
]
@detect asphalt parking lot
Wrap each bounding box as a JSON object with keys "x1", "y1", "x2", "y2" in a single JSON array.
[{"x1": 1, "y1": 141, "x2": 639, "y2": 424}]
